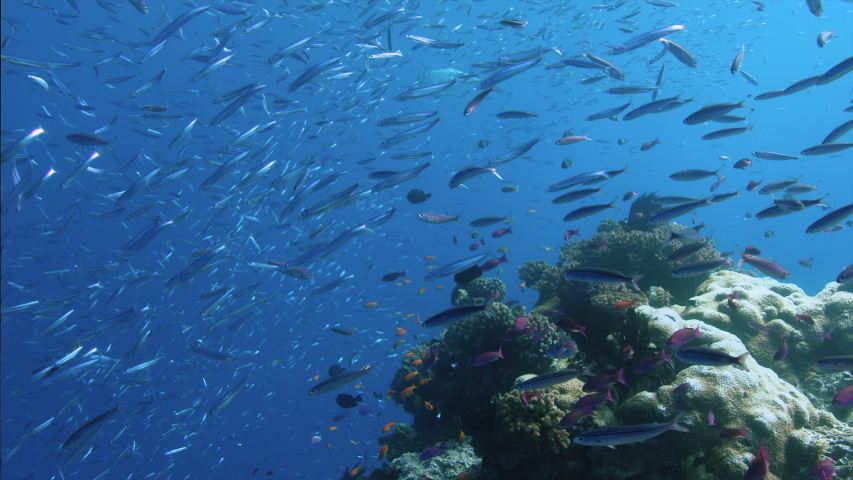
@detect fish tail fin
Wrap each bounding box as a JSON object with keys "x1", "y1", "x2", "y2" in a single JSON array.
[
  {"x1": 610, "y1": 197, "x2": 620, "y2": 210},
  {"x1": 630, "y1": 274, "x2": 644, "y2": 293},
  {"x1": 669, "y1": 412, "x2": 690, "y2": 433},
  {"x1": 615, "y1": 367, "x2": 629, "y2": 386},
  {"x1": 740, "y1": 424, "x2": 750, "y2": 438},
  {"x1": 736, "y1": 352, "x2": 750, "y2": 371},
  {"x1": 491, "y1": 169, "x2": 503, "y2": 181}
]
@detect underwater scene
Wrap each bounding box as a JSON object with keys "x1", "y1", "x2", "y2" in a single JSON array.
[{"x1": 1, "y1": 0, "x2": 852, "y2": 479}]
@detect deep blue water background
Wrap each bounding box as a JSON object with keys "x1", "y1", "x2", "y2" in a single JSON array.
[{"x1": 1, "y1": 1, "x2": 851, "y2": 479}]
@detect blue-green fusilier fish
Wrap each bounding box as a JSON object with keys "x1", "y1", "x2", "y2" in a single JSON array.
[
  {"x1": 564, "y1": 267, "x2": 643, "y2": 293},
  {"x1": 308, "y1": 366, "x2": 374, "y2": 395},
  {"x1": 421, "y1": 292, "x2": 500, "y2": 328},
  {"x1": 423, "y1": 252, "x2": 491, "y2": 281},
  {"x1": 515, "y1": 369, "x2": 592, "y2": 391},
  {"x1": 674, "y1": 346, "x2": 750, "y2": 371},
  {"x1": 574, "y1": 413, "x2": 689, "y2": 448}
]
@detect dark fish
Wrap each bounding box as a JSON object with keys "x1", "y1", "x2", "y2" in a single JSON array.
[
  {"x1": 335, "y1": 393, "x2": 362, "y2": 409},
  {"x1": 454, "y1": 265, "x2": 482, "y2": 285},
  {"x1": 328, "y1": 364, "x2": 346, "y2": 377},
  {"x1": 382, "y1": 271, "x2": 406, "y2": 282},
  {"x1": 419, "y1": 442, "x2": 448, "y2": 461}
]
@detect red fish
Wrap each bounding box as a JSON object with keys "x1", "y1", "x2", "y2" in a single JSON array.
[
  {"x1": 564, "y1": 228, "x2": 580, "y2": 240},
  {"x1": 491, "y1": 226, "x2": 513, "y2": 238},
  {"x1": 810, "y1": 459, "x2": 837, "y2": 479},
  {"x1": 640, "y1": 137, "x2": 660, "y2": 151},
  {"x1": 472, "y1": 346, "x2": 503, "y2": 366},
  {"x1": 746, "y1": 180, "x2": 763, "y2": 192},
  {"x1": 612, "y1": 300, "x2": 636, "y2": 309},
  {"x1": 733, "y1": 158, "x2": 752, "y2": 170},
  {"x1": 744, "y1": 441, "x2": 770, "y2": 480},
  {"x1": 480, "y1": 253, "x2": 508, "y2": 271},
  {"x1": 795, "y1": 314, "x2": 815, "y2": 326},
  {"x1": 832, "y1": 385, "x2": 853, "y2": 407},
  {"x1": 469, "y1": 239, "x2": 486, "y2": 251},
  {"x1": 667, "y1": 326, "x2": 703, "y2": 347},
  {"x1": 719, "y1": 424, "x2": 750, "y2": 440}
]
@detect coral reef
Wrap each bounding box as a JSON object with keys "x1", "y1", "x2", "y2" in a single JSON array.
[
  {"x1": 615, "y1": 305, "x2": 846, "y2": 480},
  {"x1": 681, "y1": 271, "x2": 853, "y2": 382},
  {"x1": 388, "y1": 438, "x2": 481, "y2": 480},
  {"x1": 451, "y1": 277, "x2": 507, "y2": 307},
  {"x1": 473, "y1": 379, "x2": 587, "y2": 479}
]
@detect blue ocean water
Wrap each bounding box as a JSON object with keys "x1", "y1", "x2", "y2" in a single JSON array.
[{"x1": 0, "y1": 1, "x2": 851, "y2": 479}]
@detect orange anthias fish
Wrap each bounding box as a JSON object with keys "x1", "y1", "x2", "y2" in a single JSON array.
[
  {"x1": 424, "y1": 401, "x2": 434, "y2": 410},
  {"x1": 365, "y1": 302, "x2": 377, "y2": 308},
  {"x1": 400, "y1": 385, "x2": 417, "y2": 397},
  {"x1": 456, "y1": 474, "x2": 474, "y2": 479},
  {"x1": 458, "y1": 430, "x2": 466, "y2": 443},
  {"x1": 385, "y1": 390, "x2": 396, "y2": 399},
  {"x1": 382, "y1": 422, "x2": 397, "y2": 433},
  {"x1": 405, "y1": 371, "x2": 419, "y2": 381},
  {"x1": 411, "y1": 359, "x2": 422, "y2": 365},
  {"x1": 404, "y1": 352, "x2": 416, "y2": 358},
  {"x1": 435, "y1": 285, "x2": 444, "y2": 290},
  {"x1": 613, "y1": 300, "x2": 637, "y2": 309},
  {"x1": 419, "y1": 378, "x2": 432, "y2": 385},
  {"x1": 396, "y1": 329, "x2": 407, "y2": 336},
  {"x1": 418, "y1": 287, "x2": 428, "y2": 295},
  {"x1": 378, "y1": 445, "x2": 389, "y2": 459},
  {"x1": 425, "y1": 255, "x2": 436, "y2": 260},
  {"x1": 348, "y1": 466, "x2": 364, "y2": 477}
]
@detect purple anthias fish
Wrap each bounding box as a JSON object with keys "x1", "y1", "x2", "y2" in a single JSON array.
[
  {"x1": 419, "y1": 442, "x2": 447, "y2": 461},
  {"x1": 480, "y1": 253, "x2": 508, "y2": 271},
  {"x1": 559, "y1": 409, "x2": 594, "y2": 429},
  {"x1": 472, "y1": 346, "x2": 504, "y2": 366},
  {"x1": 833, "y1": 385, "x2": 853, "y2": 407},
  {"x1": 744, "y1": 440, "x2": 770, "y2": 480},
  {"x1": 809, "y1": 459, "x2": 837, "y2": 479},
  {"x1": 574, "y1": 390, "x2": 614, "y2": 412},
  {"x1": 667, "y1": 326, "x2": 703, "y2": 348},
  {"x1": 582, "y1": 368, "x2": 628, "y2": 392},
  {"x1": 421, "y1": 349, "x2": 439, "y2": 372},
  {"x1": 634, "y1": 349, "x2": 671, "y2": 374},
  {"x1": 773, "y1": 334, "x2": 788, "y2": 361}
]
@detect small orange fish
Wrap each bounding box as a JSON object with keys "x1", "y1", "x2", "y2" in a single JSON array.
[
  {"x1": 396, "y1": 330, "x2": 407, "y2": 336},
  {"x1": 351, "y1": 441, "x2": 360, "y2": 445},
  {"x1": 458, "y1": 430, "x2": 466, "y2": 443},
  {"x1": 612, "y1": 300, "x2": 637, "y2": 309},
  {"x1": 419, "y1": 349, "x2": 427, "y2": 358},
  {"x1": 419, "y1": 378, "x2": 432, "y2": 385},
  {"x1": 382, "y1": 422, "x2": 397, "y2": 433},
  {"x1": 405, "y1": 371, "x2": 419, "y2": 381},
  {"x1": 404, "y1": 352, "x2": 416, "y2": 358},
  {"x1": 497, "y1": 246, "x2": 510, "y2": 252},
  {"x1": 348, "y1": 466, "x2": 364, "y2": 477},
  {"x1": 426, "y1": 265, "x2": 436, "y2": 270},
  {"x1": 411, "y1": 359, "x2": 422, "y2": 365},
  {"x1": 403, "y1": 279, "x2": 412, "y2": 284},
  {"x1": 393, "y1": 339, "x2": 405, "y2": 349},
  {"x1": 424, "y1": 401, "x2": 434, "y2": 410},
  {"x1": 313, "y1": 374, "x2": 321, "y2": 380},
  {"x1": 406, "y1": 313, "x2": 415, "y2": 318},
  {"x1": 435, "y1": 285, "x2": 444, "y2": 290},
  {"x1": 418, "y1": 287, "x2": 428, "y2": 295},
  {"x1": 365, "y1": 302, "x2": 377, "y2": 308},
  {"x1": 329, "y1": 426, "x2": 338, "y2": 431},
  {"x1": 400, "y1": 385, "x2": 417, "y2": 398},
  {"x1": 327, "y1": 443, "x2": 333, "y2": 449},
  {"x1": 378, "y1": 445, "x2": 388, "y2": 459},
  {"x1": 354, "y1": 384, "x2": 363, "y2": 389},
  {"x1": 526, "y1": 209, "x2": 536, "y2": 215},
  {"x1": 386, "y1": 390, "x2": 396, "y2": 399},
  {"x1": 425, "y1": 255, "x2": 436, "y2": 260}
]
